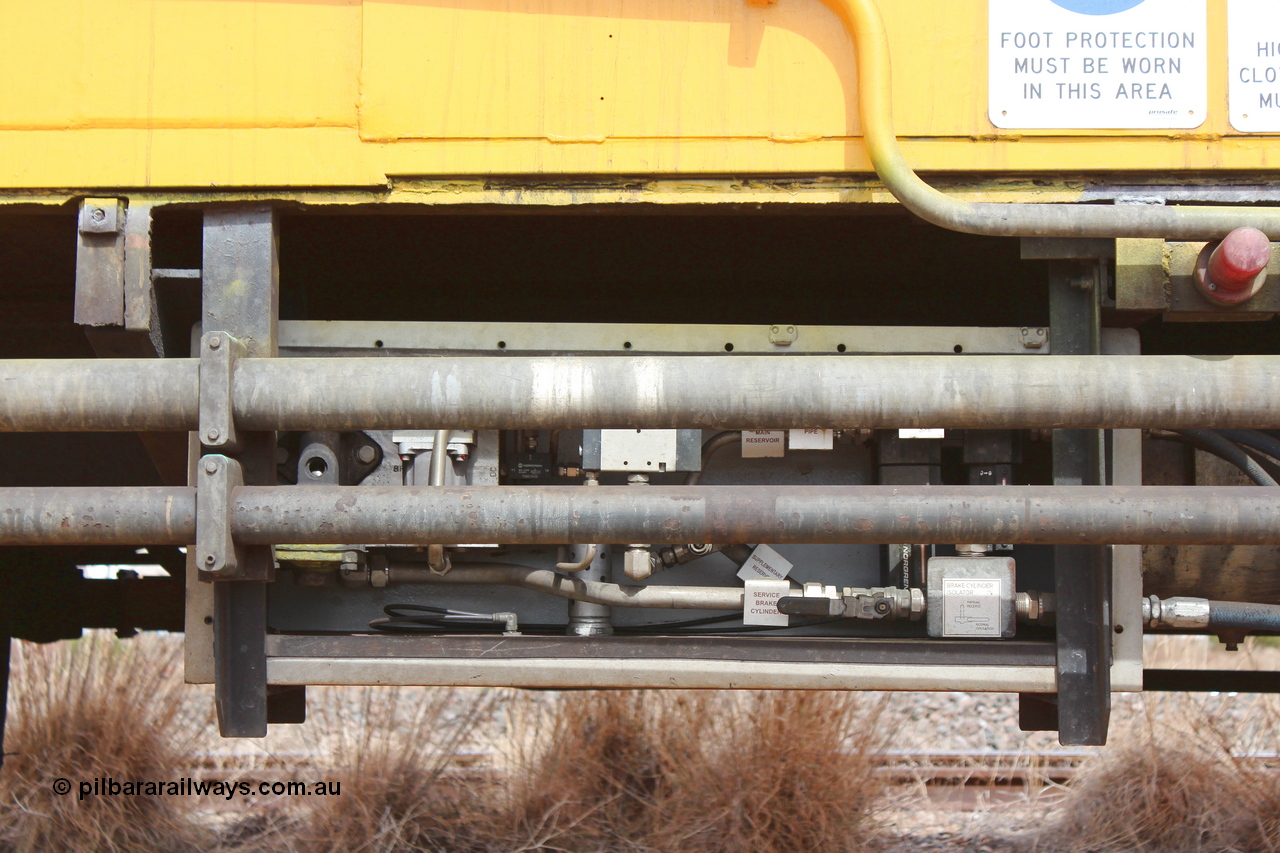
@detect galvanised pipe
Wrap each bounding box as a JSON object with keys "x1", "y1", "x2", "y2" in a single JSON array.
[
  {"x1": 389, "y1": 564, "x2": 745, "y2": 610},
  {"x1": 3, "y1": 355, "x2": 1280, "y2": 432},
  {"x1": 3, "y1": 485, "x2": 1280, "y2": 548},
  {"x1": 829, "y1": 0, "x2": 1280, "y2": 239}
]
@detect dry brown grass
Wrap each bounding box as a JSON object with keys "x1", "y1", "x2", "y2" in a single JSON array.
[
  {"x1": 230, "y1": 686, "x2": 502, "y2": 853},
  {"x1": 507, "y1": 690, "x2": 891, "y2": 853},
  {"x1": 1034, "y1": 694, "x2": 1280, "y2": 853},
  {"x1": 0, "y1": 633, "x2": 207, "y2": 853}
]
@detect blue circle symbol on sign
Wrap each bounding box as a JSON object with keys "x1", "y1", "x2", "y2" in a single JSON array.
[{"x1": 1050, "y1": 0, "x2": 1145, "y2": 13}]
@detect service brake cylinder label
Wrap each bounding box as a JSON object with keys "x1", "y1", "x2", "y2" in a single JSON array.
[{"x1": 989, "y1": 0, "x2": 1207, "y2": 129}]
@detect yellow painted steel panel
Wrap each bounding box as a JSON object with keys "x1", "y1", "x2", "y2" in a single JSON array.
[
  {"x1": 0, "y1": 0, "x2": 360, "y2": 131},
  {"x1": 0, "y1": 0, "x2": 1268, "y2": 193},
  {"x1": 359, "y1": 0, "x2": 856, "y2": 142}
]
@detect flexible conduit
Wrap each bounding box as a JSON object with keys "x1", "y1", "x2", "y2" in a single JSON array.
[{"x1": 828, "y1": 0, "x2": 1280, "y2": 239}]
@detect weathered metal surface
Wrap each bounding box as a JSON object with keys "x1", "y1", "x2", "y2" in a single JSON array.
[
  {"x1": 0, "y1": 487, "x2": 195, "y2": 545},
  {"x1": 73, "y1": 198, "x2": 126, "y2": 327},
  {"x1": 279, "y1": 322, "x2": 1053, "y2": 356},
  {"x1": 229, "y1": 485, "x2": 1280, "y2": 547},
  {"x1": 266, "y1": 656, "x2": 1058, "y2": 692},
  {"x1": 6, "y1": 484, "x2": 1280, "y2": 548},
  {"x1": 202, "y1": 206, "x2": 279, "y2": 737},
  {"x1": 232, "y1": 354, "x2": 1280, "y2": 431},
  {"x1": 7, "y1": 354, "x2": 1280, "y2": 432},
  {"x1": 267, "y1": 634, "x2": 1056, "y2": 667},
  {"x1": 0, "y1": 359, "x2": 197, "y2": 431}
]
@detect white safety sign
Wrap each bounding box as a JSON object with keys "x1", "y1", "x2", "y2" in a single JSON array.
[
  {"x1": 989, "y1": 0, "x2": 1207, "y2": 129},
  {"x1": 1228, "y1": 0, "x2": 1280, "y2": 131}
]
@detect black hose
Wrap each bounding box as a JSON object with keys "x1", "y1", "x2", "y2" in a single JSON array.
[
  {"x1": 1152, "y1": 429, "x2": 1279, "y2": 487},
  {"x1": 685, "y1": 431, "x2": 741, "y2": 485},
  {"x1": 1208, "y1": 600, "x2": 1280, "y2": 633},
  {"x1": 1219, "y1": 429, "x2": 1280, "y2": 465}
]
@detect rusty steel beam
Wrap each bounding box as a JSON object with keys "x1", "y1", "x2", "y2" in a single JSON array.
[
  {"x1": 3, "y1": 355, "x2": 1280, "y2": 432},
  {"x1": 4, "y1": 485, "x2": 1279, "y2": 547}
]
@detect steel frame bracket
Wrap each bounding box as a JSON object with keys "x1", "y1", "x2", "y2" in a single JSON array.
[
  {"x1": 200, "y1": 332, "x2": 246, "y2": 454},
  {"x1": 197, "y1": 454, "x2": 245, "y2": 578}
]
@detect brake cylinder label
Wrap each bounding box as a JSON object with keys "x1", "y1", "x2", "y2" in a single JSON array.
[{"x1": 988, "y1": 0, "x2": 1207, "y2": 129}]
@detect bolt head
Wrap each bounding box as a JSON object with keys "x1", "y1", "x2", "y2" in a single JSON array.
[
  {"x1": 356, "y1": 445, "x2": 378, "y2": 464},
  {"x1": 206, "y1": 428, "x2": 220, "y2": 442},
  {"x1": 90, "y1": 207, "x2": 106, "y2": 222},
  {"x1": 204, "y1": 459, "x2": 218, "y2": 474},
  {"x1": 209, "y1": 336, "x2": 221, "y2": 350}
]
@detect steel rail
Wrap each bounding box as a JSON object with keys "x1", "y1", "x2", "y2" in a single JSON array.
[
  {"x1": 830, "y1": 0, "x2": 1280, "y2": 239},
  {"x1": 3, "y1": 354, "x2": 1280, "y2": 431},
  {"x1": 4, "y1": 485, "x2": 1279, "y2": 547}
]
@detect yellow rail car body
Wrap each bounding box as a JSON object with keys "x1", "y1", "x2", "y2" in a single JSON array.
[{"x1": 0, "y1": 0, "x2": 1271, "y2": 202}]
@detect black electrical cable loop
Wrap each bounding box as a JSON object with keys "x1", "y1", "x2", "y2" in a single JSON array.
[
  {"x1": 371, "y1": 605, "x2": 844, "y2": 636},
  {"x1": 1149, "y1": 429, "x2": 1279, "y2": 487}
]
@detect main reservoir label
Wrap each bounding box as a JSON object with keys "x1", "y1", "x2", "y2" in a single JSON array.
[
  {"x1": 989, "y1": 0, "x2": 1207, "y2": 129},
  {"x1": 1229, "y1": 0, "x2": 1280, "y2": 131}
]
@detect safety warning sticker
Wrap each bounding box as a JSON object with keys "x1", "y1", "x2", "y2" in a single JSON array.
[
  {"x1": 989, "y1": 0, "x2": 1207, "y2": 129},
  {"x1": 1229, "y1": 0, "x2": 1280, "y2": 131}
]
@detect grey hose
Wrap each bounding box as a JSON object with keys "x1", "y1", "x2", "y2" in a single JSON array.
[
  {"x1": 1219, "y1": 429, "x2": 1280, "y2": 465},
  {"x1": 1153, "y1": 429, "x2": 1279, "y2": 487},
  {"x1": 1208, "y1": 600, "x2": 1280, "y2": 632},
  {"x1": 685, "y1": 431, "x2": 742, "y2": 485}
]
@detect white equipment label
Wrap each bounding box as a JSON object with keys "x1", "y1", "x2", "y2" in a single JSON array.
[
  {"x1": 989, "y1": 0, "x2": 1207, "y2": 129},
  {"x1": 789, "y1": 429, "x2": 834, "y2": 450},
  {"x1": 743, "y1": 578, "x2": 792, "y2": 627},
  {"x1": 742, "y1": 430, "x2": 785, "y2": 458},
  {"x1": 941, "y1": 578, "x2": 1002, "y2": 637},
  {"x1": 1229, "y1": 0, "x2": 1280, "y2": 131},
  {"x1": 736, "y1": 544, "x2": 794, "y2": 582}
]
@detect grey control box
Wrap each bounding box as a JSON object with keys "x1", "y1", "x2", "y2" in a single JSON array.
[
  {"x1": 582, "y1": 429, "x2": 702, "y2": 473},
  {"x1": 926, "y1": 555, "x2": 1016, "y2": 639}
]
